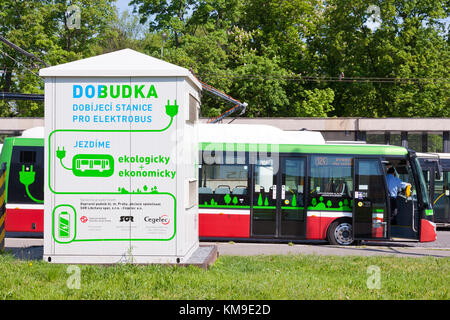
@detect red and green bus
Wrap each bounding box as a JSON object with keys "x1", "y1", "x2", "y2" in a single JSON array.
[
  {"x1": 0, "y1": 124, "x2": 437, "y2": 245},
  {"x1": 198, "y1": 124, "x2": 436, "y2": 245},
  {"x1": 0, "y1": 127, "x2": 44, "y2": 236}
]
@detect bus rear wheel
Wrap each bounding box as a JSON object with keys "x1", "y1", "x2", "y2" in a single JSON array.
[{"x1": 327, "y1": 219, "x2": 355, "y2": 246}]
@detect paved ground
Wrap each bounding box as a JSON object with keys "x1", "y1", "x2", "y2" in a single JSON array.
[
  {"x1": 3, "y1": 230, "x2": 450, "y2": 260},
  {"x1": 208, "y1": 229, "x2": 450, "y2": 258},
  {"x1": 206, "y1": 242, "x2": 450, "y2": 258},
  {"x1": 363, "y1": 227, "x2": 450, "y2": 249}
]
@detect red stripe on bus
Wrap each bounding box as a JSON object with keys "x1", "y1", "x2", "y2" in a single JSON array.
[
  {"x1": 198, "y1": 213, "x2": 341, "y2": 241},
  {"x1": 199, "y1": 213, "x2": 250, "y2": 238},
  {"x1": 5, "y1": 208, "x2": 44, "y2": 233}
]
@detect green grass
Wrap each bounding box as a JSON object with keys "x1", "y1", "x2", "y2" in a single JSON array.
[{"x1": 0, "y1": 253, "x2": 448, "y2": 299}]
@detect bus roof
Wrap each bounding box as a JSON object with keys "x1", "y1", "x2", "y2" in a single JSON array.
[
  {"x1": 3, "y1": 137, "x2": 44, "y2": 147},
  {"x1": 0, "y1": 126, "x2": 44, "y2": 149},
  {"x1": 199, "y1": 123, "x2": 325, "y2": 145},
  {"x1": 417, "y1": 152, "x2": 450, "y2": 159},
  {"x1": 21, "y1": 126, "x2": 44, "y2": 138},
  {"x1": 199, "y1": 123, "x2": 408, "y2": 156}
]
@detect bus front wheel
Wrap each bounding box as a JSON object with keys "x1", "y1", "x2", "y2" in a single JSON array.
[{"x1": 327, "y1": 218, "x2": 355, "y2": 246}]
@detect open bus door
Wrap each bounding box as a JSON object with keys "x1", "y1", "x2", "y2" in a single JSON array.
[{"x1": 352, "y1": 158, "x2": 390, "y2": 240}]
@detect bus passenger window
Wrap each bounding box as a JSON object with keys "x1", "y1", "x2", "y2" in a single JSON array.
[
  {"x1": 309, "y1": 156, "x2": 353, "y2": 211},
  {"x1": 198, "y1": 164, "x2": 249, "y2": 207}
]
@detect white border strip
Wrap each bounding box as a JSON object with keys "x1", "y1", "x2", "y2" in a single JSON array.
[
  {"x1": 308, "y1": 211, "x2": 351, "y2": 218},
  {"x1": 199, "y1": 208, "x2": 250, "y2": 215},
  {"x1": 198, "y1": 208, "x2": 352, "y2": 218},
  {"x1": 6, "y1": 203, "x2": 44, "y2": 210}
]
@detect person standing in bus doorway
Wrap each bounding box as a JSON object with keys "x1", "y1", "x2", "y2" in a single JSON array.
[{"x1": 386, "y1": 167, "x2": 410, "y2": 224}]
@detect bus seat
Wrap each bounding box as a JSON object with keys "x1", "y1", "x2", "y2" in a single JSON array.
[
  {"x1": 336, "y1": 181, "x2": 350, "y2": 197},
  {"x1": 215, "y1": 187, "x2": 230, "y2": 194},
  {"x1": 324, "y1": 181, "x2": 336, "y2": 193},
  {"x1": 232, "y1": 186, "x2": 247, "y2": 195},
  {"x1": 199, "y1": 187, "x2": 213, "y2": 194}
]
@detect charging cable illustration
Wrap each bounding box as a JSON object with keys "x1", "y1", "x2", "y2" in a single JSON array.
[
  {"x1": 157, "y1": 99, "x2": 179, "y2": 130},
  {"x1": 56, "y1": 146, "x2": 71, "y2": 170},
  {"x1": 19, "y1": 165, "x2": 43, "y2": 203}
]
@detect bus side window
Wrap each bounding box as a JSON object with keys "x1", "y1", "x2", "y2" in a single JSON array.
[
  {"x1": 309, "y1": 155, "x2": 353, "y2": 210},
  {"x1": 198, "y1": 163, "x2": 249, "y2": 207}
]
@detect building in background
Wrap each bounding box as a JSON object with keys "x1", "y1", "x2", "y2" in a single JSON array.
[{"x1": 1, "y1": 117, "x2": 449, "y2": 153}]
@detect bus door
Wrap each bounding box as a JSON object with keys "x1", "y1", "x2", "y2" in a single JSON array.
[
  {"x1": 352, "y1": 158, "x2": 390, "y2": 240},
  {"x1": 432, "y1": 159, "x2": 450, "y2": 225},
  {"x1": 251, "y1": 156, "x2": 306, "y2": 239},
  {"x1": 279, "y1": 157, "x2": 307, "y2": 238},
  {"x1": 385, "y1": 157, "x2": 420, "y2": 240}
]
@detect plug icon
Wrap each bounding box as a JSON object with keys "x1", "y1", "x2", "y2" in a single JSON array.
[
  {"x1": 19, "y1": 165, "x2": 36, "y2": 186},
  {"x1": 56, "y1": 146, "x2": 73, "y2": 171},
  {"x1": 19, "y1": 165, "x2": 43, "y2": 204},
  {"x1": 56, "y1": 146, "x2": 66, "y2": 160},
  {"x1": 165, "y1": 100, "x2": 179, "y2": 118}
]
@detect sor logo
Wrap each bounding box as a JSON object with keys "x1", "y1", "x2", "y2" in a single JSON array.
[
  {"x1": 120, "y1": 216, "x2": 134, "y2": 222},
  {"x1": 80, "y1": 216, "x2": 88, "y2": 223},
  {"x1": 144, "y1": 215, "x2": 170, "y2": 225}
]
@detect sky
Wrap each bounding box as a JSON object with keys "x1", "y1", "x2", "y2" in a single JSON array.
[{"x1": 116, "y1": 0, "x2": 132, "y2": 13}]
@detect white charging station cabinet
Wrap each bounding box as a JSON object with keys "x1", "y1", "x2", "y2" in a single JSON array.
[{"x1": 40, "y1": 49, "x2": 200, "y2": 264}]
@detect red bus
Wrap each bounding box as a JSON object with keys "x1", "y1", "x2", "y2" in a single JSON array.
[
  {"x1": 198, "y1": 124, "x2": 436, "y2": 245},
  {"x1": 0, "y1": 127, "x2": 44, "y2": 236},
  {"x1": 1, "y1": 124, "x2": 437, "y2": 245}
]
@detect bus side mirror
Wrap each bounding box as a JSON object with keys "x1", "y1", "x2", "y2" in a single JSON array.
[{"x1": 405, "y1": 185, "x2": 411, "y2": 198}]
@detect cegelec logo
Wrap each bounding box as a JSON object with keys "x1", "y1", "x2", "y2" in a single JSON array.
[{"x1": 144, "y1": 215, "x2": 170, "y2": 225}]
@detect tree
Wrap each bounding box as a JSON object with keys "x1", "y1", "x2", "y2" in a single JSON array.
[
  {"x1": 130, "y1": 0, "x2": 195, "y2": 48},
  {"x1": 3, "y1": 0, "x2": 447, "y2": 119},
  {"x1": 133, "y1": 0, "x2": 333, "y2": 118},
  {"x1": 93, "y1": 10, "x2": 147, "y2": 54},
  {"x1": 310, "y1": 0, "x2": 449, "y2": 117},
  {"x1": 0, "y1": 0, "x2": 117, "y2": 117}
]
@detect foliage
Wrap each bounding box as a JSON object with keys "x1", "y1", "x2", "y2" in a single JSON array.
[
  {"x1": 1, "y1": 0, "x2": 448, "y2": 119},
  {"x1": 0, "y1": 0, "x2": 118, "y2": 117},
  {"x1": 311, "y1": 0, "x2": 449, "y2": 117}
]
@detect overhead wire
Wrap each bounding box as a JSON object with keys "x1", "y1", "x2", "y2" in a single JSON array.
[{"x1": 0, "y1": 48, "x2": 43, "y2": 81}]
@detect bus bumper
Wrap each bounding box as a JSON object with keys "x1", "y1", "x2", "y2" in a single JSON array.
[{"x1": 420, "y1": 219, "x2": 437, "y2": 242}]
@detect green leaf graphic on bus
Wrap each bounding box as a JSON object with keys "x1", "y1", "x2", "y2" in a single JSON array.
[{"x1": 71, "y1": 154, "x2": 114, "y2": 177}]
